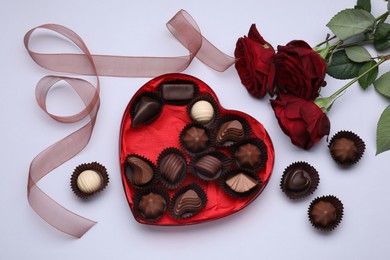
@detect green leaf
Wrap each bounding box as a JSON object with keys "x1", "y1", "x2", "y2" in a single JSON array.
[
  {"x1": 376, "y1": 104, "x2": 390, "y2": 155},
  {"x1": 358, "y1": 60, "x2": 378, "y2": 89},
  {"x1": 374, "y1": 72, "x2": 390, "y2": 97},
  {"x1": 355, "y1": 0, "x2": 371, "y2": 12},
  {"x1": 345, "y1": 46, "x2": 372, "y2": 62},
  {"x1": 327, "y1": 9, "x2": 376, "y2": 40},
  {"x1": 326, "y1": 50, "x2": 364, "y2": 79},
  {"x1": 374, "y1": 23, "x2": 390, "y2": 51}
]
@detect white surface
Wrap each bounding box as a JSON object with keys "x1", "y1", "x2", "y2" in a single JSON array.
[{"x1": 2, "y1": 0, "x2": 390, "y2": 259}]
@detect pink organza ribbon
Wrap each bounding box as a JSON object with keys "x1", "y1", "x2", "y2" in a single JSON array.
[{"x1": 24, "y1": 9, "x2": 235, "y2": 238}]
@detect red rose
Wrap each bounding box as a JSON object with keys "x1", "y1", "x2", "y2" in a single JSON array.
[
  {"x1": 234, "y1": 24, "x2": 275, "y2": 98},
  {"x1": 274, "y1": 40, "x2": 326, "y2": 100},
  {"x1": 270, "y1": 93, "x2": 330, "y2": 149}
]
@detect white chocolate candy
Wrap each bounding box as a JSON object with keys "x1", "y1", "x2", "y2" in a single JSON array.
[
  {"x1": 77, "y1": 170, "x2": 102, "y2": 194},
  {"x1": 191, "y1": 100, "x2": 214, "y2": 124}
]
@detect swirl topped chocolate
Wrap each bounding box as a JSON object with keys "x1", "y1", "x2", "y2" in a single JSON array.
[
  {"x1": 217, "y1": 120, "x2": 244, "y2": 145},
  {"x1": 125, "y1": 155, "x2": 155, "y2": 187}
]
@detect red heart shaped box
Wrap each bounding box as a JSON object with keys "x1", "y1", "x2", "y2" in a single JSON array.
[{"x1": 119, "y1": 73, "x2": 274, "y2": 225}]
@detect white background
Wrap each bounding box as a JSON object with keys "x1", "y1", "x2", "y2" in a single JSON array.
[{"x1": 2, "y1": 0, "x2": 390, "y2": 259}]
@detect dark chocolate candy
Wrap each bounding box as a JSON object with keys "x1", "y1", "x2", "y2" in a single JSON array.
[
  {"x1": 183, "y1": 126, "x2": 209, "y2": 153},
  {"x1": 132, "y1": 96, "x2": 161, "y2": 127},
  {"x1": 235, "y1": 143, "x2": 261, "y2": 168},
  {"x1": 125, "y1": 156, "x2": 153, "y2": 186},
  {"x1": 194, "y1": 155, "x2": 222, "y2": 178},
  {"x1": 284, "y1": 168, "x2": 311, "y2": 193},
  {"x1": 217, "y1": 120, "x2": 244, "y2": 145},
  {"x1": 138, "y1": 192, "x2": 166, "y2": 219},
  {"x1": 173, "y1": 189, "x2": 203, "y2": 217},
  {"x1": 225, "y1": 173, "x2": 258, "y2": 193},
  {"x1": 161, "y1": 83, "x2": 195, "y2": 103},
  {"x1": 159, "y1": 153, "x2": 185, "y2": 184}
]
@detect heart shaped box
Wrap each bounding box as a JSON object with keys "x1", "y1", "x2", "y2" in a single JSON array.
[{"x1": 119, "y1": 73, "x2": 275, "y2": 225}]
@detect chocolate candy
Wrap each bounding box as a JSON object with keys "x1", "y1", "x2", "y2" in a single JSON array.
[
  {"x1": 190, "y1": 100, "x2": 214, "y2": 124},
  {"x1": 76, "y1": 170, "x2": 102, "y2": 194},
  {"x1": 225, "y1": 173, "x2": 258, "y2": 193},
  {"x1": 125, "y1": 156, "x2": 154, "y2": 186},
  {"x1": 235, "y1": 143, "x2": 261, "y2": 168},
  {"x1": 131, "y1": 95, "x2": 162, "y2": 127},
  {"x1": 328, "y1": 131, "x2": 365, "y2": 166},
  {"x1": 330, "y1": 138, "x2": 357, "y2": 163},
  {"x1": 308, "y1": 195, "x2": 344, "y2": 231},
  {"x1": 71, "y1": 162, "x2": 109, "y2": 199},
  {"x1": 160, "y1": 83, "x2": 195, "y2": 104},
  {"x1": 311, "y1": 201, "x2": 336, "y2": 226},
  {"x1": 182, "y1": 126, "x2": 209, "y2": 153},
  {"x1": 217, "y1": 120, "x2": 244, "y2": 145},
  {"x1": 194, "y1": 155, "x2": 222, "y2": 178},
  {"x1": 280, "y1": 161, "x2": 319, "y2": 200},
  {"x1": 138, "y1": 192, "x2": 167, "y2": 220},
  {"x1": 160, "y1": 154, "x2": 184, "y2": 183},
  {"x1": 173, "y1": 189, "x2": 202, "y2": 216}
]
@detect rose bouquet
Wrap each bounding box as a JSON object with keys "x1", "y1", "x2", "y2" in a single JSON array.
[{"x1": 235, "y1": 0, "x2": 390, "y2": 154}]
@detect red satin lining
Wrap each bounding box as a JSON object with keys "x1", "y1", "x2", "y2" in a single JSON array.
[{"x1": 24, "y1": 10, "x2": 235, "y2": 238}]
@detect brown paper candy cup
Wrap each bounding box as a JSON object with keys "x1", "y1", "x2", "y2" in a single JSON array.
[
  {"x1": 280, "y1": 161, "x2": 320, "y2": 200},
  {"x1": 219, "y1": 168, "x2": 262, "y2": 199},
  {"x1": 70, "y1": 162, "x2": 109, "y2": 199},
  {"x1": 308, "y1": 195, "x2": 344, "y2": 232},
  {"x1": 328, "y1": 130, "x2": 365, "y2": 166}
]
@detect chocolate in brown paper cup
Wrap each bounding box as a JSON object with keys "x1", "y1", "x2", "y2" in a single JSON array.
[
  {"x1": 190, "y1": 151, "x2": 232, "y2": 181},
  {"x1": 187, "y1": 94, "x2": 220, "y2": 127},
  {"x1": 157, "y1": 79, "x2": 200, "y2": 105},
  {"x1": 169, "y1": 183, "x2": 207, "y2": 220},
  {"x1": 124, "y1": 154, "x2": 157, "y2": 189},
  {"x1": 232, "y1": 137, "x2": 268, "y2": 171},
  {"x1": 328, "y1": 130, "x2": 365, "y2": 166},
  {"x1": 308, "y1": 195, "x2": 344, "y2": 232},
  {"x1": 129, "y1": 91, "x2": 163, "y2": 127},
  {"x1": 219, "y1": 168, "x2": 262, "y2": 199},
  {"x1": 179, "y1": 122, "x2": 214, "y2": 156},
  {"x1": 280, "y1": 161, "x2": 320, "y2": 200},
  {"x1": 157, "y1": 147, "x2": 188, "y2": 190},
  {"x1": 214, "y1": 113, "x2": 252, "y2": 147},
  {"x1": 132, "y1": 186, "x2": 170, "y2": 223},
  {"x1": 70, "y1": 162, "x2": 109, "y2": 199}
]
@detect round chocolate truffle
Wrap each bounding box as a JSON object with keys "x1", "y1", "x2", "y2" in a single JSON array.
[
  {"x1": 280, "y1": 162, "x2": 319, "y2": 200},
  {"x1": 233, "y1": 138, "x2": 267, "y2": 170},
  {"x1": 329, "y1": 131, "x2": 365, "y2": 166},
  {"x1": 77, "y1": 170, "x2": 102, "y2": 194},
  {"x1": 190, "y1": 100, "x2": 214, "y2": 124},
  {"x1": 71, "y1": 162, "x2": 109, "y2": 199},
  {"x1": 308, "y1": 195, "x2": 344, "y2": 231}
]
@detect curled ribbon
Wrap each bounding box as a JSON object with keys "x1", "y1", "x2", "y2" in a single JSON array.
[{"x1": 24, "y1": 10, "x2": 235, "y2": 238}]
